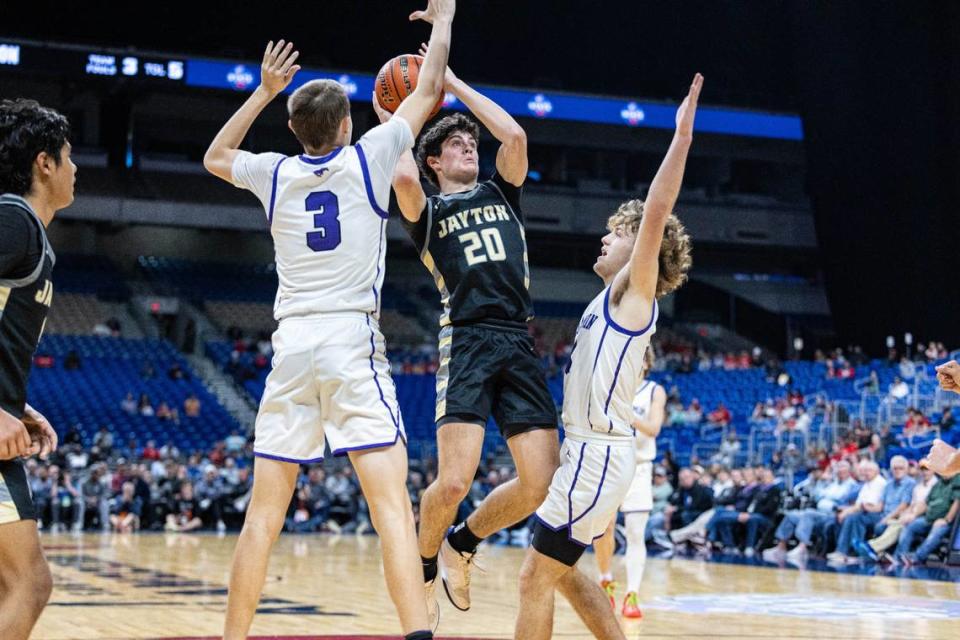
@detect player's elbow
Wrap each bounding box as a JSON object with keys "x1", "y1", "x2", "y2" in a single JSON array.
[{"x1": 503, "y1": 125, "x2": 526, "y2": 150}]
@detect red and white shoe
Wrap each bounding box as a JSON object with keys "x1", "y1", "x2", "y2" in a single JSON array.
[
  {"x1": 622, "y1": 592, "x2": 643, "y2": 619},
  {"x1": 600, "y1": 579, "x2": 617, "y2": 610}
]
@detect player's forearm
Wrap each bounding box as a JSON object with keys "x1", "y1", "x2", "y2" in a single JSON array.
[
  {"x1": 644, "y1": 132, "x2": 692, "y2": 220},
  {"x1": 632, "y1": 417, "x2": 663, "y2": 439},
  {"x1": 450, "y1": 77, "x2": 525, "y2": 144},
  {"x1": 204, "y1": 86, "x2": 275, "y2": 177},
  {"x1": 417, "y1": 17, "x2": 454, "y2": 99}
]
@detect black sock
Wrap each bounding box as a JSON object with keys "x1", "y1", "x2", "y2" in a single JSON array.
[
  {"x1": 405, "y1": 631, "x2": 433, "y2": 640},
  {"x1": 421, "y1": 554, "x2": 438, "y2": 582},
  {"x1": 447, "y1": 520, "x2": 483, "y2": 554}
]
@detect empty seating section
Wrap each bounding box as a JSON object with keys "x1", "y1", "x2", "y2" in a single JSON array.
[
  {"x1": 29, "y1": 335, "x2": 240, "y2": 452},
  {"x1": 46, "y1": 293, "x2": 111, "y2": 335},
  {"x1": 55, "y1": 253, "x2": 130, "y2": 300}
]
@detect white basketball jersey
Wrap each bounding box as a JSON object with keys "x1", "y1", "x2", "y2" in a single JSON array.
[
  {"x1": 562, "y1": 286, "x2": 657, "y2": 440},
  {"x1": 632, "y1": 380, "x2": 661, "y2": 463},
  {"x1": 231, "y1": 117, "x2": 415, "y2": 321}
]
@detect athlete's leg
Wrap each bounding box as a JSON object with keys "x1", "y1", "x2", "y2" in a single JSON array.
[
  {"x1": 514, "y1": 547, "x2": 566, "y2": 640},
  {"x1": 417, "y1": 422, "x2": 484, "y2": 562},
  {"x1": 224, "y1": 457, "x2": 298, "y2": 640},
  {"x1": 462, "y1": 428, "x2": 559, "y2": 539},
  {"x1": 0, "y1": 520, "x2": 52, "y2": 640},
  {"x1": 594, "y1": 518, "x2": 617, "y2": 579},
  {"x1": 624, "y1": 512, "x2": 650, "y2": 593},
  {"x1": 557, "y1": 565, "x2": 628, "y2": 639},
  {"x1": 351, "y1": 443, "x2": 430, "y2": 634}
]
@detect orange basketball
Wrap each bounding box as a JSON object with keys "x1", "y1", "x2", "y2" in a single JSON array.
[{"x1": 375, "y1": 54, "x2": 443, "y2": 117}]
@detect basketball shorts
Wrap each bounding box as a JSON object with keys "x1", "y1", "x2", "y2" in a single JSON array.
[
  {"x1": 620, "y1": 460, "x2": 654, "y2": 513},
  {"x1": 254, "y1": 313, "x2": 405, "y2": 463},
  {"x1": 434, "y1": 323, "x2": 558, "y2": 439},
  {"x1": 0, "y1": 458, "x2": 36, "y2": 525},
  {"x1": 533, "y1": 434, "x2": 636, "y2": 566}
]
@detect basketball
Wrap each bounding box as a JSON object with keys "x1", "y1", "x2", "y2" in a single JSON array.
[{"x1": 375, "y1": 54, "x2": 443, "y2": 117}]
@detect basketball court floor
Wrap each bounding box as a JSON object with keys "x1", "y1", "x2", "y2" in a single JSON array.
[{"x1": 34, "y1": 533, "x2": 960, "y2": 639}]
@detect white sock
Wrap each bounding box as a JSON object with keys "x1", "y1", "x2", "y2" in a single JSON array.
[
  {"x1": 625, "y1": 512, "x2": 650, "y2": 594},
  {"x1": 600, "y1": 572, "x2": 613, "y2": 583}
]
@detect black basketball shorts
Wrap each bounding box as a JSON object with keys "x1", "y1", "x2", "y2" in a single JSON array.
[
  {"x1": 0, "y1": 458, "x2": 36, "y2": 525},
  {"x1": 434, "y1": 323, "x2": 559, "y2": 439}
]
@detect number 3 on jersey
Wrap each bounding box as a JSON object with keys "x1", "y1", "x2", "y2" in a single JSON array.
[
  {"x1": 460, "y1": 228, "x2": 506, "y2": 266},
  {"x1": 305, "y1": 191, "x2": 341, "y2": 252}
]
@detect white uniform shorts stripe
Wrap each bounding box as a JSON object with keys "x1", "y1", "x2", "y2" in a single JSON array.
[{"x1": 535, "y1": 436, "x2": 635, "y2": 546}]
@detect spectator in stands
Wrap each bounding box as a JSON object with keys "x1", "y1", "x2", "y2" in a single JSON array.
[
  {"x1": 940, "y1": 407, "x2": 956, "y2": 433},
  {"x1": 669, "y1": 468, "x2": 739, "y2": 549},
  {"x1": 893, "y1": 472, "x2": 960, "y2": 565},
  {"x1": 827, "y1": 460, "x2": 889, "y2": 563},
  {"x1": 183, "y1": 394, "x2": 201, "y2": 418},
  {"x1": 167, "y1": 362, "x2": 186, "y2": 381},
  {"x1": 141, "y1": 440, "x2": 160, "y2": 461},
  {"x1": 763, "y1": 461, "x2": 859, "y2": 565},
  {"x1": 899, "y1": 356, "x2": 916, "y2": 381},
  {"x1": 661, "y1": 451, "x2": 679, "y2": 488},
  {"x1": 858, "y1": 464, "x2": 938, "y2": 562},
  {"x1": 63, "y1": 424, "x2": 82, "y2": 447},
  {"x1": 140, "y1": 361, "x2": 155, "y2": 379},
  {"x1": 685, "y1": 399, "x2": 703, "y2": 424},
  {"x1": 64, "y1": 349, "x2": 82, "y2": 370},
  {"x1": 706, "y1": 467, "x2": 757, "y2": 550},
  {"x1": 650, "y1": 468, "x2": 714, "y2": 548},
  {"x1": 713, "y1": 467, "x2": 780, "y2": 557},
  {"x1": 79, "y1": 464, "x2": 110, "y2": 531},
  {"x1": 865, "y1": 371, "x2": 880, "y2": 394},
  {"x1": 195, "y1": 465, "x2": 227, "y2": 532},
  {"x1": 121, "y1": 392, "x2": 137, "y2": 416},
  {"x1": 155, "y1": 402, "x2": 173, "y2": 421},
  {"x1": 286, "y1": 467, "x2": 332, "y2": 533},
  {"x1": 888, "y1": 376, "x2": 909, "y2": 401},
  {"x1": 839, "y1": 456, "x2": 914, "y2": 558},
  {"x1": 707, "y1": 402, "x2": 731, "y2": 427},
  {"x1": 166, "y1": 481, "x2": 203, "y2": 532},
  {"x1": 110, "y1": 481, "x2": 142, "y2": 533},
  {"x1": 48, "y1": 467, "x2": 80, "y2": 533},
  {"x1": 225, "y1": 430, "x2": 246, "y2": 454},
  {"x1": 137, "y1": 394, "x2": 154, "y2": 417},
  {"x1": 713, "y1": 431, "x2": 740, "y2": 468},
  {"x1": 902, "y1": 408, "x2": 932, "y2": 445}
]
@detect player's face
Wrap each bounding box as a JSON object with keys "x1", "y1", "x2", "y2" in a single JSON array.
[
  {"x1": 593, "y1": 224, "x2": 635, "y2": 280},
  {"x1": 436, "y1": 132, "x2": 479, "y2": 183},
  {"x1": 49, "y1": 142, "x2": 77, "y2": 211}
]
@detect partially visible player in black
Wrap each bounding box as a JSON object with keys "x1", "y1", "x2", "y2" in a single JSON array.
[
  {"x1": 377, "y1": 45, "x2": 560, "y2": 619},
  {"x1": 0, "y1": 98, "x2": 72, "y2": 640}
]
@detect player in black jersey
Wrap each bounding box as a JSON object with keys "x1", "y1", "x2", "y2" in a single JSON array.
[
  {"x1": 0, "y1": 98, "x2": 72, "y2": 639},
  {"x1": 377, "y1": 50, "x2": 560, "y2": 619}
]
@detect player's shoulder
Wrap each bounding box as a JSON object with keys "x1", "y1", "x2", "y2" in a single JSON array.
[{"x1": 0, "y1": 198, "x2": 36, "y2": 228}]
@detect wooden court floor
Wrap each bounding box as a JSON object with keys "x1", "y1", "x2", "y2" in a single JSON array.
[{"x1": 32, "y1": 532, "x2": 960, "y2": 640}]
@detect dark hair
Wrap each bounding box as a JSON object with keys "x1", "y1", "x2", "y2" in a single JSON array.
[
  {"x1": 286, "y1": 80, "x2": 350, "y2": 152},
  {"x1": 0, "y1": 99, "x2": 70, "y2": 196},
  {"x1": 416, "y1": 113, "x2": 480, "y2": 187}
]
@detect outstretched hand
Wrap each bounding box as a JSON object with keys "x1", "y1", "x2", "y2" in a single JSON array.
[
  {"x1": 260, "y1": 40, "x2": 301, "y2": 96},
  {"x1": 675, "y1": 73, "x2": 704, "y2": 138},
  {"x1": 409, "y1": 0, "x2": 456, "y2": 24}
]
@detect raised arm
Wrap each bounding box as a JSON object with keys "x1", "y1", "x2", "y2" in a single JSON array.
[
  {"x1": 203, "y1": 40, "x2": 301, "y2": 183},
  {"x1": 633, "y1": 386, "x2": 667, "y2": 439},
  {"x1": 618, "y1": 74, "x2": 702, "y2": 304},
  {"x1": 419, "y1": 43, "x2": 527, "y2": 185},
  {"x1": 394, "y1": 0, "x2": 456, "y2": 138},
  {"x1": 372, "y1": 96, "x2": 426, "y2": 222}
]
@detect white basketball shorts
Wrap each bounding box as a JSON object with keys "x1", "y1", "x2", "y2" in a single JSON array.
[
  {"x1": 533, "y1": 434, "x2": 636, "y2": 564},
  {"x1": 253, "y1": 312, "x2": 405, "y2": 463},
  {"x1": 620, "y1": 460, "x2": 654, "y2": 513}
]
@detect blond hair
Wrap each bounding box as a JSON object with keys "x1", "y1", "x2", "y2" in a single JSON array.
[{"x1": 607, "y1": 199, "x2": 692, "y2": 298}]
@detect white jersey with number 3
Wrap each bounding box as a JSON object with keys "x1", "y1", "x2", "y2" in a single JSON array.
[
  {"x1": 562, "y1": 286, "x2": 658, "y2": 440},
  {"x1": 231, "y1": 117, "x2": 414, "y2": 321},
  {"x1": 632, "y1": 380, "x2": 660, "y2": 463}
]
